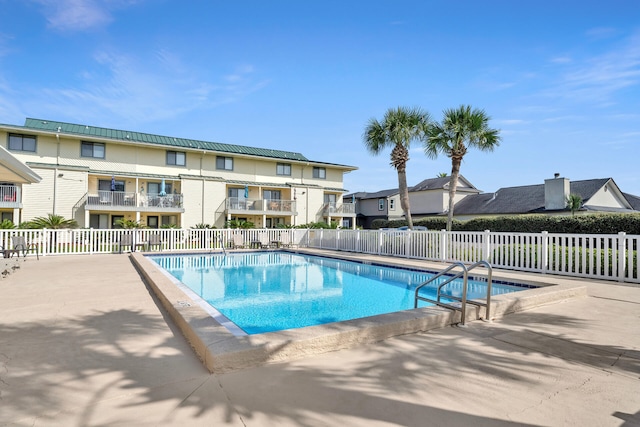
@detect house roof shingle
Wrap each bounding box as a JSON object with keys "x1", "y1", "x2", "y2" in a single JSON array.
[{"x1": 453, "y1": 178, "x2": 619, "y2": 215}]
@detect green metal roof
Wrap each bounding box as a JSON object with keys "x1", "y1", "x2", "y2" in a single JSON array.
[{"x1": 22, "y1": 118, "x2": 310, "y2": 162}]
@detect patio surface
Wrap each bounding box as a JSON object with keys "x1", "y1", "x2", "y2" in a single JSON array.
[{"x1": 1, "y1": 253, "x2": 639, "y2": 426}]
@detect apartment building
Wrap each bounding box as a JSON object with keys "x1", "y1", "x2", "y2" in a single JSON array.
[{"x1": 0, "y1": 118, "x2": 357, "y2": 229}]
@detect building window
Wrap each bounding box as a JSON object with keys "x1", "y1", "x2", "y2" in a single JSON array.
[
  {"x1": 98, "y1": 179, "x2": 125, "y2": 192},
  {"x1": 166, "y1": 151, "x2": 186, "y2": 166},
  {"x1": 148, "y1": 182, "x2": 172, "y2": 195},
  {"x1": 264, "y1": 190, "x2": 281, "y2": 200},
  {"x1": 161, "y1": 215, "x2": 177, "y2": 226},
  {"x1": 81, "y1": 141, "x2": 105, "y2": 158},
  {"x1": 389, "y1": 199, "x2": 395, "y2": 210},
  {"x1": 378, "y1": 198, "x2": 385, "y2": 211},
  {"x1": 8, "y1": 133, "x2": 37, "y2": 152},
  {"x1": 277, "y1": 163, "x2": 291, "y2": 176},
  {"x1": 216, "y1": 156, "x2": 233, "y2": 170},
  {"x1": 313, "y1": 167, "x2": 326, "y2": 179}
]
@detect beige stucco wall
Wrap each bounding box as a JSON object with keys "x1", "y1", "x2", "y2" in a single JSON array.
[{"x1": 1, "y1": 127, "x2": 352, "y2": 228}]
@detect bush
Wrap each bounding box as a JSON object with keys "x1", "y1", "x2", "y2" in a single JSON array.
[{"x1": 370, "y1": 213, "x2": 640, "y2": 234}]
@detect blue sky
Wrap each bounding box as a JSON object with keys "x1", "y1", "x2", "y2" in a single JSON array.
[{"x1": 1, "y1": 0, "x2": 639, "y2": 196}]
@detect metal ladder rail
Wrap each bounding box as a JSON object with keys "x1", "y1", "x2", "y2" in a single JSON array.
[
  {"x1": 218, "y1": 236, "x2": 227, "y2": 256},
  {"x1": 438, "y1": 261, "x2": 493, "y2": 321},
  {"x1": 414, "y1": 262, "x2": 470, "y2": 325}
]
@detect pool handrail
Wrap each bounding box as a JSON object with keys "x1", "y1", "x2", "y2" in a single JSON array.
[
  {"x1": 414, "y1": 262, "x2": 469, "y2": 325},
  {"x1": 435, "y1": 261, "x2": 493, "y2": 321}
]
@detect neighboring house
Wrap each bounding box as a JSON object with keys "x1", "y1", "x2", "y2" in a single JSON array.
[
  {"x1": 346, "y1": 176, "x2": 480, "y2": 228},
  {"x1": 345, "y1": 188, "x2": 400, "y2": 229},
  {"x1": 409, "y1": 176, "x2": 480, "y2": 216},
  {"x1": 452, "y1": 174, "x2": 638, "y2": 220},
  {"x1": 0, "y1": 118, "x2": 357, "y2": 228}
]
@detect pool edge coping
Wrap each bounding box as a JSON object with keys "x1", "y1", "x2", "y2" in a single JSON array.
[{"x1": 130, "y1": 251, "x2": 588, "y2": 373}]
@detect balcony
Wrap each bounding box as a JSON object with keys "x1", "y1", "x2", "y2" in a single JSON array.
[
  {"x1": 225, "y1": 198, "x2": 296, "y2": 215},
  {"x1": 86, "y1": 191, "x2": 184, "y2": 212},
  {"x1": 322, "y1": 202, "x2": 356, "y2": 216},
  {"x1": 0, "y1": 185, "x2": 21, "y2": 208}
]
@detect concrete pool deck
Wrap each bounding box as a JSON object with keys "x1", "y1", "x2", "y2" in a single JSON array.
[{"x1": 1, "y1": 252, "x2": 639, "y2": 426}]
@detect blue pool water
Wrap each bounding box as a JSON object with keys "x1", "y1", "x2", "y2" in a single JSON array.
[{"x1": 149, "y1": 252, "x2": 529, "y2": 335}]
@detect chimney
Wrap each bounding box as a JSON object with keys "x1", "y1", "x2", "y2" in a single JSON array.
[{"x1": 545, "y1": 174, "x2": 570, "y2": 210}]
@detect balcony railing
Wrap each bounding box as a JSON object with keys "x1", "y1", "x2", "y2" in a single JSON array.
[
  {"x1": 0, "y1": 185, "x2": 20, "y2": 207},
  {"x1": 225, "y1": 198, "x2": 296, "y2": 214},
  {"x1": 86, "y1": 191, "x2": 183, "y2": 210},
  {"x1": 322, "y1": 202, "x2": 355, "y2": 215}
]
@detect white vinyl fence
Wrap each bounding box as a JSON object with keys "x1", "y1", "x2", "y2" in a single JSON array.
[
  {"x1": 2, "y1": 228, "x2": 638, "y2": 284},
  {"x1": 306, "y1": 229, "x2": 640, "y2": 284}
]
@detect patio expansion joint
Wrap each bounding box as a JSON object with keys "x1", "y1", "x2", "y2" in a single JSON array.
[
  {"x1": 211, "y1": 375, "x2": 249, "y2": 427},
  {"x1": 506, "y1": 374, "x2": 596, "y2": 421}
]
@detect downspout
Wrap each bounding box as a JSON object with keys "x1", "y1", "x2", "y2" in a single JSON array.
[
  {"x1": 201, "y1": 151, "x2": 206, "y2": 223},
  {"x1": 53, "y1": 132, "x2": 60, "y2": 215}
]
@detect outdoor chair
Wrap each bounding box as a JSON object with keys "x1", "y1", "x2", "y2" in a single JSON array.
[
  {"x1": 231, "y1": 234, "x2": 246, "y2": 249},
  {"x1": 148, "y1": 234, "x2": 163, "y2": 251},
  {"x1": 118, "y1": 234, "x2": 146, "y2": 253},
  {"x1": 5, "y1": 235, "x2": 39, "y2": 260},
  {"x1": 258, "y1": 233, "x2": 276, "y2": 249},
  {"x1": 279, "y1": 233, "x2": 297, "y2": 248}
]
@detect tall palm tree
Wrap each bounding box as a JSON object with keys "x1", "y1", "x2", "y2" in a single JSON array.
[
  {"x1": 425, "y1": 105, "x2": 501, "y2": 231},
  {"x1": 364, "y1": 106, "x2": 431, "y2": 229}
]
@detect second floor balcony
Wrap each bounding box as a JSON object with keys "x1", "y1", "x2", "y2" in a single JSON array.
[
  {"x1": 225, "y1": 198, "x2": 296, "y2": 215},
  {"x1": 322, "y1": 202, "x2": 356, "y2": 216},
  {"x1": 0, "y1": 185, "x2": 21, "y2": 208},
  {"x1": 86, "y1": 191, "x2": 184, "y2": 212}
]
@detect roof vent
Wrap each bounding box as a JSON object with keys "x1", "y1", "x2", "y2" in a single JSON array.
[
  {"x1": 554, "y1": 173, "x2": 560, "y2": 178},
  {"x1": 57, "y1": 126, "x2": 61, "y2": 132}
]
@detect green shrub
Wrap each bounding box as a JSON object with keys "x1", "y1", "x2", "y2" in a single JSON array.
[{"x1": 373, "y1": 213, "x2": 640, "y2": 234}]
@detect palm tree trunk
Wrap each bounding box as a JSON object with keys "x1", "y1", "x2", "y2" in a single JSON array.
[
  {"x1": 447, "y1": 158, "x2": 462, "y2": 231},
  {"x1": 397, "y1": 170, "x2": 414, "y2": 229}
]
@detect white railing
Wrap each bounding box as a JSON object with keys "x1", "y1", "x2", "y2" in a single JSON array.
[
  {"x1": 225, "y1": 198, "x2": 296, "y2": 213},
  {"x1": 322, "y1": 202, "x2": 355, "y2": 215},
  {"x1": 0, "y1": 185, "x2": 20, "y2": 206},
  {"x1": 0, "y1": 228, "x2": 309, "y2": 257},
  {"x1": 3, "y1": 228, "x2": 637, "y2": 284},
  {"x1": 86, "y1": 191, "x2": 183, "y2": 209},
  {"x1": 307, "y1": 229, "x2": 639, "y2": 284}
]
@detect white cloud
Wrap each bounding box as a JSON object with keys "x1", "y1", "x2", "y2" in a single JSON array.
[
  {"x1": 545, "y1": 31, "x2": 640, "y2": 104},
  {"x1": 32, "y1": 0, "x2": 140, "y2": 32},
  {"x1": 7, "y1": 49, "x2": 270, "y2": 125}
]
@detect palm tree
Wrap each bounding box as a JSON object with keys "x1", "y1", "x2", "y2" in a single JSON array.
[
  {"x1": 425, "y1": 105, "x2": 501, "y2": 231},
  {"x1": 29, "y1": 214, "x2": 78, "y2": 229},
  {"x1": 566, "y1": 194, "x2": 583, "y2": 216},
  {"x1": 364, "y1": 106, "x2": 431, "y2": 229},
  {"x1": 27, "y1": 214, "x2": 78, "y2": 253}
]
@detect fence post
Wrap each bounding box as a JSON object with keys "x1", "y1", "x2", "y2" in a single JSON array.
[
  {"x1": 618, "y1": 232, "x2": 627, "y2": 282},
  {"x1": 42, "y1": 228, "x2": 48, "y2": 257},
  {"x1": 440, "y1": 229, "x2": 447, "y2": 262},
  {"x1": 482, "y1": 230, "x2": 491, "y2": 263},
  {"x1": 541, "y1": 231, "x2": 549, "y2": 274}
]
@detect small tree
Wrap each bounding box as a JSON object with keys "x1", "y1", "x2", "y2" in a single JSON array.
[
  {"x1": 566, "y1": 194, "x2": 583, "y2": 216},
  {"x1": 225, "y1": 219, "x2": 254, "y2": 229},
  {"x1": 28, "y1": 214, "x2": 78, "y2": 229},
  {"x1": 115, "y1": 219, "x2": 146, "y2": 229},
  {"x1": 0, "y1": 219, "x2": 16, "y2": 229}
]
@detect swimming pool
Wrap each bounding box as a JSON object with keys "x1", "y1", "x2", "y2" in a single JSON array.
[{"x1": 149, "y1": 251, "x2": 529, "y2": 335}]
